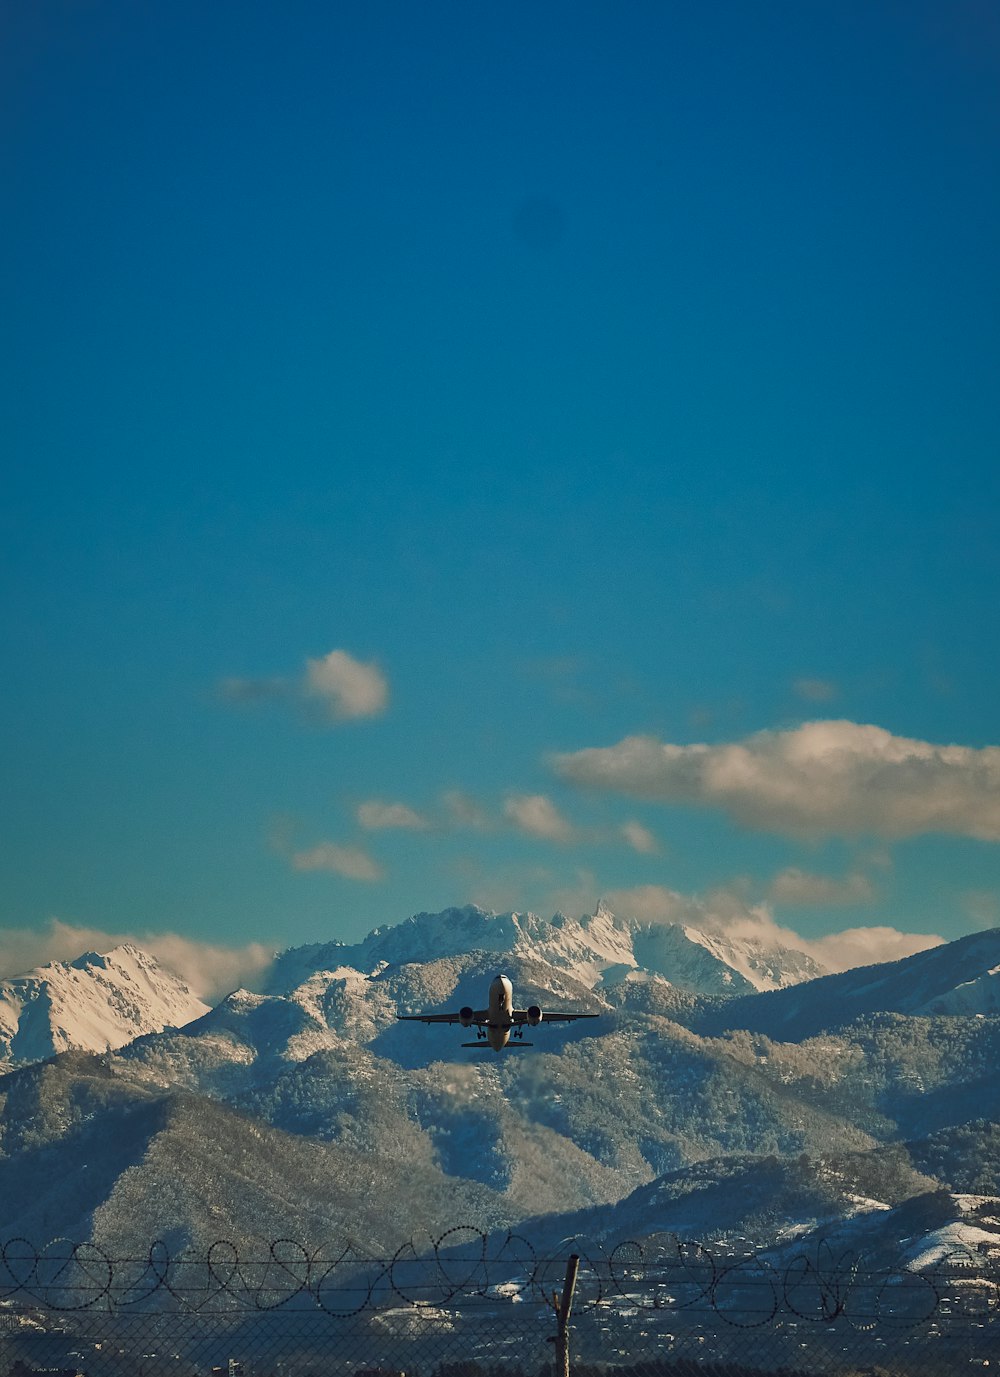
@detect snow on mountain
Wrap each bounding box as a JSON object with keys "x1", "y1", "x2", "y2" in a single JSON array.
[
  {"x1": 756, "y1": 1188, "x2": 1000, "y2": 1281},
  {"x1": 265, "y1": 904, "x2": 636, "y2": 992},
  {"x1": 838, "y1": 929, "x2": 1000, "y2": 1019},
  {"x1": 265, "y1": 902, "x2": 821, "y2": 1000},
  {"x1": 708, "y1": 927, "x2": 1000, "y2": 1040},
  {"x1": 0, "y1": 944, "x2": 209, "y2": 1068},
  {"x1": 632, "y1": 921, "x2": 825, "y2": 994},
  {"x1": 899, "y1": 1195, "x2": 1000, "y2": 1269},
  {"x1": 5, "y1": 905, "x2": 988, "y2": 1076},
  {"x1": 175, "y1": 904, "x2": 823, "y2": 1075},
  {"x1": 181, "y1": 964, "x2": 403, "y2": 1068},
  {"x1": 511, "y1": 1139, "x2": 941, "y2": 1256}
]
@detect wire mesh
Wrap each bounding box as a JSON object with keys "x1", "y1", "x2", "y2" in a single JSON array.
[{"x1": 1, "y1": 1231, "x2": 998, "y2": 1376}]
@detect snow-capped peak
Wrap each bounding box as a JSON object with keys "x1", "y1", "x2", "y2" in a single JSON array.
[
  {"x1": 266, "y1": 903, "x2": 823, "y2": 1002},
  {"x1": 0, "y1": 944, "x2": 210, "y2": 1069},
  {"x1": 632, "y1": 921, "x2": 826, "y2": 994}
]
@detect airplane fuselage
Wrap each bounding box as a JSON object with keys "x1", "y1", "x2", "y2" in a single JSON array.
[{"x1": 485, "y1": 974, "x2": 514, "y2": 1050}]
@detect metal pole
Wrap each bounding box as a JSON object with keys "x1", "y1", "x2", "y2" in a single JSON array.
[{"x1": 554, "y1": 1253, "x2": 580, "y2": 1377}]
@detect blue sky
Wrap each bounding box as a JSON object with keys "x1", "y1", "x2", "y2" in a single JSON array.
[{"x1": 2, "y1": 2, "x2": 998, "y2": 991}]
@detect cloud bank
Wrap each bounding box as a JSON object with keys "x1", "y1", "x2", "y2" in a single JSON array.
[
  {"x1": 767, "y1": 867, "x2": 875, "y2": 906},
  {"x1": 553, "y1": 720, "x2": 1000, "y2": 840},
  {"x1": 0, "y1": 919, "x2": 273, "y2": 1002},
  {"x1": 598, "y1": 883, "x2": 941, "y2": 973}
]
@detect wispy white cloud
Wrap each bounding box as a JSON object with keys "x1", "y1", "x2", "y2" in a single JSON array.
[
  {"x1": 597, "y1": 882, "x2": 940, "y2": 972},
  {"x1": 452, "y1": 857, "x2": 563, "y2": 917},
  {"x1": 357, "y1": 800, "x2": 429, "y2": 831},
  {"x1": 441, "y1": 790, "x2": 494, "y2": 832},
  {"x1": 767, "y1": 867, "x2": 875, "y2": 907},
  {"x1": 0, "y1": 918, "x2": 273, "y2": 1002},
  {"x1": 553, "y1": 720, "x2": 1000, "y2": 841},
  {"x1": 503, "y1": 793, "x2": 576, "y2": 843},
  {"x1": 543, "y1": 869, "x2": 602, "y2": 919},
  {"x1": 444, "y1": 790, "x2": 653, "y2": 854},
  {"x1": 518, "y1": 655, "x2": 594, "y2": 707},
  {"x1": 620, "y1": 820, "x2": 659, "y2": 854},
  {"x1": 600, "y1": 883, "x2": 760, "y2": 931},
  {"x1": 139, "y1": 933, "x2": 274, "y2": 1001},
  {"x1": 291, "y1": 842, "x2": 383, "y2": 880},
  {"x1": 793, "y1": 677, "x2": 838, "y2": 703},
  {"x1": 217, "y1": 675, "x2": 288, "y2": 704},
  {"x1": 963, "y1": 889, "x2": 1000, "y2": 930},
  {"x1": 219, "y1": 648, "x2": 388, "y2": 723}
]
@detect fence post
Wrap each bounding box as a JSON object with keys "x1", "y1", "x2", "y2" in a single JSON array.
[{"x1": 551, "y1": 1252, "x2": 580, "y2": 1377}]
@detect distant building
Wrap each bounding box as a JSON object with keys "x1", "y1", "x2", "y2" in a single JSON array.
[{"x1": 8, "y1": 1366, "x2": 86, "y2": 1377}]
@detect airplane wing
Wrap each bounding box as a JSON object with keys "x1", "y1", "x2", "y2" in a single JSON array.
[
  {"x1": 396, "y1": 1009, "x2": 489, "y2": 1024},
  {"x1": 511, "y1": 1010, "x2": 599, "y2": 1024}
]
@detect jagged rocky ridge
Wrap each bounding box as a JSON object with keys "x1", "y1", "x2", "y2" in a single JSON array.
[{"x1": 265, "y1": 902, "x2": 826, "y2": 1001}]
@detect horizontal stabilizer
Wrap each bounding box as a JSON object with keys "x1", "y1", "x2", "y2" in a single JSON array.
[{"x1": 461, "y1": 1041, "x2": 533, "y2": 1048}]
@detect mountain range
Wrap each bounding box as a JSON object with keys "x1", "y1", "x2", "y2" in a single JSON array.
[{"x1": 1, "y1": 904, "x2": 999, "y2": 1271}]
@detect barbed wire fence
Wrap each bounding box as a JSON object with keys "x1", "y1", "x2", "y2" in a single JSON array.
[{"x1": 1, "y1": 1229, "x2": 999, "y2": 1377}]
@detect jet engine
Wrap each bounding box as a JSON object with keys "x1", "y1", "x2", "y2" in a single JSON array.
[
  {"x1": 459, "y1": 1006, "x2": 475, "y2": 1028},
  {"x1": 526, "y1": 1005, "x2": 543, "y2": 1026}
]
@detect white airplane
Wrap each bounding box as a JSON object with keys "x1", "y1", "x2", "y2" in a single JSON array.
[{"x1": 396, "y1": 973, "x2": 598, "y2": 1050}]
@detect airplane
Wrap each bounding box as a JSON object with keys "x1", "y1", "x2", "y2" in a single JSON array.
[{"x1": 396, "y1": 973, "x2": 598, "y2": 1050}]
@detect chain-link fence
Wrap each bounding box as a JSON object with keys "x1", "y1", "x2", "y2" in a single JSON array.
[{"x1": 1, "y1": 1231, "x2": 997, "y2": 1377}]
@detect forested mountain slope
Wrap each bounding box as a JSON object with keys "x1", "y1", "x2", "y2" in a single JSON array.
[
  {"x1": 0, "y1": 909, "x2": 998, "y2": 1262},
  {"x1": 701, "y1": 928, "x2": 1000, "y2": 1040}
]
